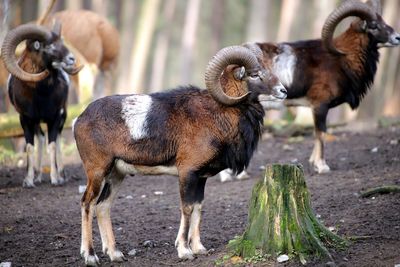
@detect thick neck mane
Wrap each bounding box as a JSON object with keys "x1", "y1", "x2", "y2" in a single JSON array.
[{"x1": 334, "y1": 27, "x2": 379, "y2": 109}]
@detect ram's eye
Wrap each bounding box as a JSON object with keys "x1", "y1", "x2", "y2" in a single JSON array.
[
  {"x1": 369, "y1": 21, "x2": 378, "y2": 30},
  {"x1": 250, "y1": 74, "x2": 259, "y2": 79}
]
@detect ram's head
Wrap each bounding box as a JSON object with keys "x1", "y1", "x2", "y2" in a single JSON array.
[
  {"x1": 322, "y1": 0, "x2": 400, "y2": 55},
  {"x1": 1, "y1": 22, "x2": 83, "y2": 82},
  {"x1": 205, "y1": 45, "x2": 287, "y2": 106}
]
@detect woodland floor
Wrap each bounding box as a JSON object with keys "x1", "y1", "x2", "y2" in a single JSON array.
[{"x1": 0, "y1": 122, "x2": 399, "y2": 267}]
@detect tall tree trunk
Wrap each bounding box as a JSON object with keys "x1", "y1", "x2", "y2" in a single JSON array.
[
  {"x1": 0, "y1": 0, "x2": 10, "y2": 113},
  {"x1": 210, "y1": 0, "x2": 225, "y2": 54},
  {"x1": 116, "y1": 0, "x2": 137, "y2": 94},
  {"x1": 65, "y1": 0, "x2": 81, "y2": 11},
  {"x1": 180, "y1": 0, "x2": 200, "y2": 85},
  {"x1": 21, "y1": 0, "x2": 38, "y2": 23},
  {"x1": 245, "y1": 0, "x2": 270, "y2": 42},
  {"x1": 384, "y1": 50, "x2": 400, "y2": 116},
  {"x1": 276, "y1": 0, "x2": 299, "y2": 42},
  {"x1": 91, "y1": 0, "x2": 106, "y2": 17},
  {"x1": 128, "y1": 0, "x2": 161, "y2": 93},
  {"x1": 149, "y1": 0, "x2": 176, "y2": 93},
  {"x1": 228, "y1": 164, "x2": 347, "y2": 264}
]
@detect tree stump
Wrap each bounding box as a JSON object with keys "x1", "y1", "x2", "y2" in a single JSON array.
[{"x1": 228, "y1": 164, "x2": 347, "y2": 264}]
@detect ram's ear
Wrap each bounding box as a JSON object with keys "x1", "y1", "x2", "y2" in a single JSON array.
[
  {"x1": 52, "y1": 19, "x2": 62, "y2": 37},
  {"x1": 233, "y1": 66, "x2": 246, "y2": 81}
]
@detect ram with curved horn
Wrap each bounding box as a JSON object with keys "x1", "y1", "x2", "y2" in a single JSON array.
[
  {"x1": 1, "y1": 22, "x2": 82, "y2": 187},
  {"x1": 73, "y1": 45, "x2": 286, "y2": 265},
  {"x1": 238, "y1": 0, "x2": 400, "y2": 174}
]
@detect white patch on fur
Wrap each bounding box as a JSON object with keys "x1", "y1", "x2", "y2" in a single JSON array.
[
  {"x1": 272, "y1": 44, "x2": 296, "y2": 88},
  {"x1": 121, "y1": 95, "x2": 152, "y2": 140},
  {"x1": 115, "y1": 159, "x2": 178, "y2": 176},
  {"x1": 71, "y1": 117, "x2": 78, "y2": 134}
]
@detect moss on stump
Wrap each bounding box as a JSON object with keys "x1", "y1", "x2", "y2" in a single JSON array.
[{"x1": 228, "y1": 164, "x2": 347, "y2": 264}]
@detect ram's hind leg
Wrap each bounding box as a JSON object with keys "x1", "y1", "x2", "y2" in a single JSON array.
[
  {"x1": 96, "y1": 168, "x2": 125, "y2": 262},
  {"x1": 81, "y1": 165, "x2": 107, "y2": 266},
  {"x1": 34, "y1": 126, "x2": 45, "y2": 183},
  {"x1": 188, "y1": 177, "x2": 208, "y2": 255}
]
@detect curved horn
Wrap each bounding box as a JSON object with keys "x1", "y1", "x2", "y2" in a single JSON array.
[
  {"x1": 367, "y1": 0, "x2": 382, "y2": 15},
  {"x1": 1, "y1": 24, "x2": 52, "y2": 82},
  {"x1": 63, "y1": 64, "x2": 84, "y2": 75},
  {"x1": 205, "y1": 46, "x2": 260, "y2": 106},
  {"x1": 243, "y1": 42, "x2": 264, "y2": 59},
  {"x1": 322, "y1": 0, "x2": 377, "y2": 55}
]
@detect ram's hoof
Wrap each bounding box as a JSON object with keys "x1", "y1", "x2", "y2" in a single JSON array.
[
  {"x1": 313, "y1": 160, "x2": 331, "y2": 174},
  {"x1": 51, "y1": 177, "x2": 65, "y2": 186},
  {"x1": 191, "y1": 244, "x2": 207, "y2": 255},
  {"x1": 177, "y1": 246, "x2": 194, "y2": 260},
  {"x1": 82, "y1": 250, "x2": 100, "y2": 266},
  {"x1": 236, "y1": 170, "x2": 250, "y2": 180},
  {"x1": 85, "y1": 254, "x2": 99, "y2": 266},
  {"x1": 22, "y1": 179, "x2": 35, "y2": 188},
  {"x1": 109, "y1": 249, "x2": 125, "y2": 262}
]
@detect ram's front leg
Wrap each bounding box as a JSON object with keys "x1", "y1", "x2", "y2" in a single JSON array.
[
  {"x1": 175, "y1": 170, "x2": 208, "y2": 259},
  {"x1": 47, "y1": 120, "x2": 65, "y2": 185},
  {"x1": 20, "y1": 116, "x2": 35, "y2": 188},
  {"x1": 188, "y1": 177, "x2": 208, "y2": 255},
  {"x1": 309, "y1": 106, "x2": 330, "y2": 174}
]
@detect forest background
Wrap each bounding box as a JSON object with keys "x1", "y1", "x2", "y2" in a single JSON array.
[{"x1": 0, "y1": 0, "x2": 399, "y2": 127}]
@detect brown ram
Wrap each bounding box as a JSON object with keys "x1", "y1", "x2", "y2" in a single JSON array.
[
  {"x1": 73, "y1": 46, "x2": 286, "y2": 265},
  {"x1": 244, "y1": 0, "x2": 400, "y2": 173}
]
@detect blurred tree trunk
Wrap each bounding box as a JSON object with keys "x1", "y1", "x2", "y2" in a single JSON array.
[
  {"x1": 116, "y1": 0, "x2": 137, "y2": 94},
  {"x1": 384, "y1": 50, "x2": 400, "y2": 116},
  {"x1": 0, "y1": 0, "x2": 10, "y2": 113},
  {"x1": 37, "y1": 0, "x2": 56, "y2": 24},
  {"x1": 358, "y1": 0, "x2": 399, "y2": 119},
  {"x1": 180, "y1": 0, "x2": 201, "y2": 85},
  {"x1": 0, "y1": 0, "x2": 10, "y2": 53},
  {"x1": 210, "y1": 0, "x2": 225, "y2": 54},
  {"x1": 149, "y1": 0, "x2": 176, "y2": 93},
  {"x1": 20, "y1": 0, "x2": 38, "y2": 23},
  {"x1": 65, "y1": 0, "x2": 81, "y2": 10},
  {"x1": 245, "y1": 0, "x2": 270, "y2": 42},
  {"x1": 91, "y1": 0, "x2": 106, "y2": 17},
  {"x1": 128, "y1": 0, "x2": 161, "y2": 93},
  {"x1": 276, "y1": 0, "x2": 299, "y2": 42},
  {"x1": 82, "y1": 0, "x2": 92, "y2": 10}
]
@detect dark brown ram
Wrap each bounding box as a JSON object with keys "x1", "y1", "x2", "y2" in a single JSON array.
[
  {"x1": 1, "y1": 22, "x2": 82, "y2": 187},
  {"x1": 244, "y1": 0, "x2": 400, "y2": 173}
]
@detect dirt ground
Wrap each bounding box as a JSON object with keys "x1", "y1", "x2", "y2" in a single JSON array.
[{"x1": 0, "y1": 123, "x2": 399, "y2": 267}]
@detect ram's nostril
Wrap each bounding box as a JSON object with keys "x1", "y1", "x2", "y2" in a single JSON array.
[{"x1": 280, "y1": 88, "x2": 287, "y2": 94}]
